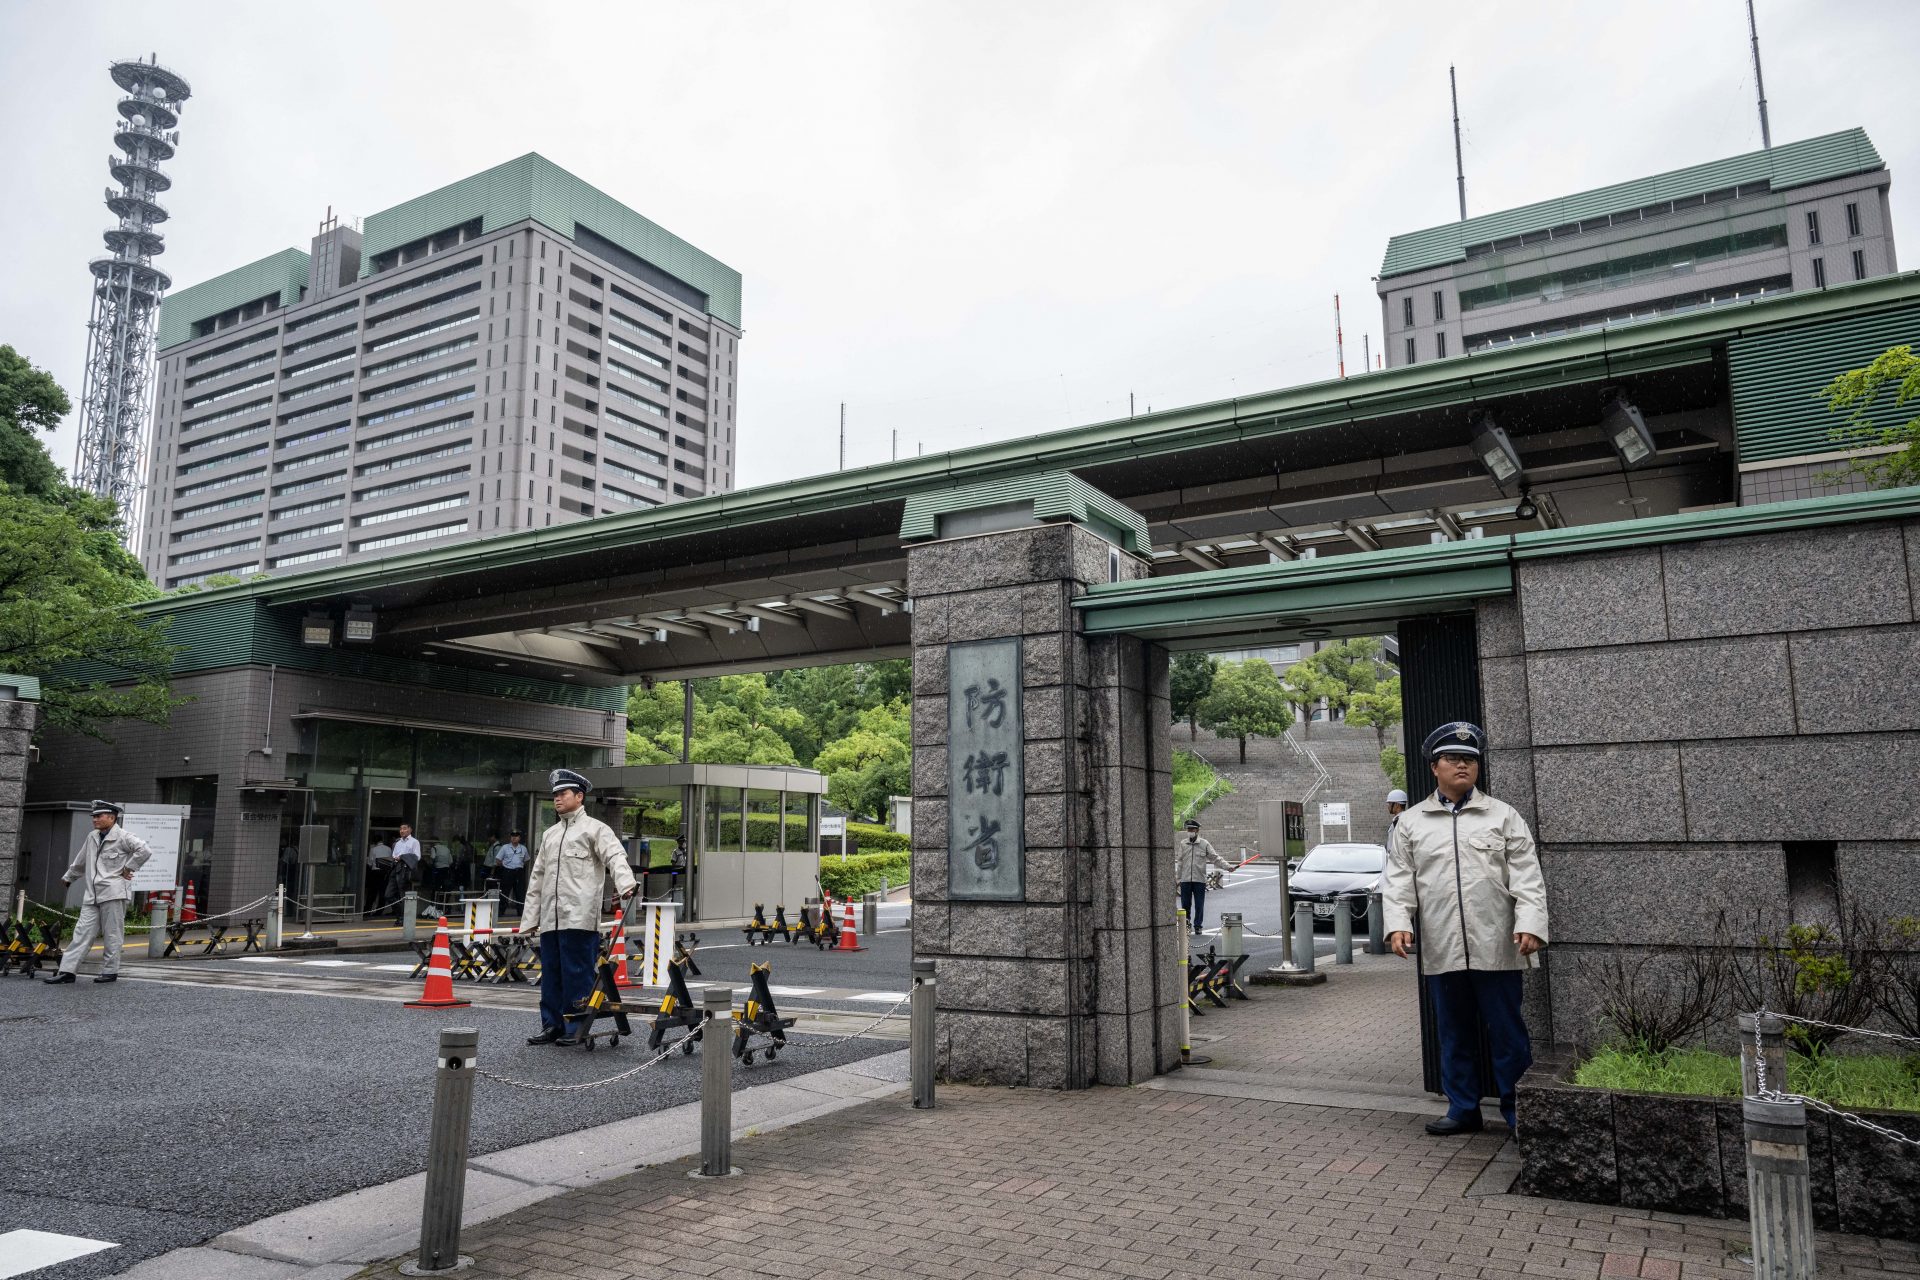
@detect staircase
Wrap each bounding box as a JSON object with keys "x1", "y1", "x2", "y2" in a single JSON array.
[{"x1": 1175, "y1": 718, "x2": 1395, "y2": 855}]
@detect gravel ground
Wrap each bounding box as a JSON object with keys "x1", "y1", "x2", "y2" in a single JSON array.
[{"x1": 0, "y1": 973, "x2": 899, "y2": 1280}]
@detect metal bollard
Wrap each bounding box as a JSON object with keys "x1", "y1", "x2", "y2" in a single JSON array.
[
  {"x1": 880, "y1": 876, "x2": 890, "y2": 900},
  {"x1": 863, "y1": 891, "x2": 879, "y2": 939},
  {"x1": 267, "y1": 883, "x2": 284, "y2": 951},
  {"x1": 698, "y1": 986, "x2": 737, "y2": 1177},
  {"x1": 1739, "y1": 1013, "x2": 1790, "y2": 1099},
  {"x1": 1366, "y1": 890, "x2": 1385, "y2": 955},
  {"x1": 406, "y1": 1028, "x2": 478, "y2": 1275},
  {"x1": 1220, "y1": 912, "x2": 1244, "y2": 960},
  {"x1": 1744, "y1": 1096, "x2": 1816, "y2": 1280},
  {"x1": 1177, "y1": 908, "x2": 1193, "y2": 1063},
  {"x1": 403, "y1": 890, "x2": 419, "y2": 943},
  {"x1": 1291, "y1": 902, "x2": 1316, "y2": 973},
  {"x1": 1333, "y1": 898, "x2": 1354, "y2": 964},
  {"x1": 911, "y1": 958, "x2": 936, "y2": 1109},
  {"x1": 147, "y1": 896, "x2": 169, "y2": 959}
]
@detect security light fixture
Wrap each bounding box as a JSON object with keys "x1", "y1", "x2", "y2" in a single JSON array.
[
  {"x1": 301, "y1": 613, "x2": 334, "y2": 647},
  {"x1": 1602, "y1": 394, "x2": 1658, "y2": 469},
  {"x1": 652, "y1": 628, "x2": 669, "y2": 643},
  {"x1": 342, "y1": 607, "x2": 377, "y2": 643},
  {"x1": 1470, "y1": 414, "x2": 1524, "y2": 486},
  {"x1": 1515, "y1": 491, "x2": 1540, "y2": 522},
  {"x1": 746, "y1": 615, "x2": 762, "y2": 633}
]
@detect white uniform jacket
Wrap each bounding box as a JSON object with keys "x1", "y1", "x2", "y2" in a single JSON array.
[
  {"x1": 65, "y1": 825, "x2": 153, "y2": 905},
  {"x1": 1382, "y1": 789, "x2": 1548, "y2": 975},
  {"x1": 1174, "y1": 835, "x2": 1234, "y2": 883},
  {"x1": 520, "y1": 810, "x2": 637, "y2": 934}
]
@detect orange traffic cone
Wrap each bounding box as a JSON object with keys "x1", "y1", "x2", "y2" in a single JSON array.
[
  {"x1": 181, "y1": 883, "x2": 199, "y2": 923},
  {"x1": 610, "y1": 908, "x2": 636, "y2": 988},
  {"x1": 836, "y1": 898, "x2": 863, "y2": 952},
  {"x1": 405, "y1": 917, "x2": 472, "y2": 1009}
]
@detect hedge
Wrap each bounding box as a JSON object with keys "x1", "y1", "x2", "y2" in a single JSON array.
[
  {"x1": 845, "y1": 822, "x2": 909, "y2": 852},
  {"x1": 818, "y1": 851, "x2": 913, "y2": 898}
]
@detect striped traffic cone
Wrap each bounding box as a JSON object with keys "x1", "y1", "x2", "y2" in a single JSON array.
[
  {"x1": 405, "y1": 917, "x2": 471, "y2": 1009},
  {"x1": 181, "y1": 883, "x2": 199, "y2": 923},
  {"x1": 610, "y1": 908, "x2": 637, "y2": 988},
  {"x1": 836, "y1": 898, "x2": 864, "y2": 952}
]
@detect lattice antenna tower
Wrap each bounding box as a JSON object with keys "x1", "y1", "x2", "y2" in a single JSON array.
[{"x1": 74, "y1": 54, "x2": 191, "y2": 540}]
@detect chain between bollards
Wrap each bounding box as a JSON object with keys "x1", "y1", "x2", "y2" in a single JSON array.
[
  {"x1": 403, "y1": 1028, "x2": 477, "y2": 1276},
  {"x1": 696, "y1": 985, "x2": 738, "y2": 1178},
  {"x1": 911, "y1": 958, "x2": 936, "y2": 1109}
]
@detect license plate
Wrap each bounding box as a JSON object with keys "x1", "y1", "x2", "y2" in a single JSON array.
[{"x1": 1312, "y1": 903, "x2": 1334, "y2": 918}]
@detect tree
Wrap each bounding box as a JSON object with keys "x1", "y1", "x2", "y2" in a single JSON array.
[
  {"x1": 1348, "y1": 672, "x2": 1403, "y2": 752},
  {"x1": 813, "y1": 700, "x2": 911, "y2": 820},
  {"x1": 765, "y1": 664, "x2": 862, "y2": 762},
  {"x1": 0, "y1": 347, "x2": 181, "y2": 739},
  {"x1": 625, "y1": 679, "x2": 692, "y2": 764},
  {"x1": 1195, "y1": 658, "x2": 1293, "y2": 763},
  {"x1": 1823, "y1": 344, "x2": 1920, "y2": 490},
  {"x1": 697, "y1": 673, "x2": 807, "y2": 765},
  {"x1": 1283, "y1": 637, "x2": 1392, "y2": 738},
  {"x1": 1169, "y1": 652, "x2": 1218, "y2": 740}
]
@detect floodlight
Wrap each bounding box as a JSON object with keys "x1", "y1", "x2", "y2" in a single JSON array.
[
  {"x1": 301, "y1": 613, "x2": 334, "y2": 647},
  {"x1": 342, "y1": 607, "x2": 377, "y2": 643},
  {"x1": 1602, "y1": 394, "x2": 1658, "y2": 469},
  {"x1": 1470, "y1": 415, "x2": 1524, "y2": 485}
]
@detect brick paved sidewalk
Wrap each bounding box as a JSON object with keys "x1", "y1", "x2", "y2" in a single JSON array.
[{"x1": 354, "y1": 958, "x2": 1920, "y2": 1280}]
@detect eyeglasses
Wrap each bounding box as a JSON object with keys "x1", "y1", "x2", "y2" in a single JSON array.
[{"x1": 1434, "y1": 752, "x2": 1479, "y2": 766}]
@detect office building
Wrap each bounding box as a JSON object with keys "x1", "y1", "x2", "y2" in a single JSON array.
[
  {"x1": 141, "y1": 154, "x2": 741, "y2": 587},
  {"x1": 1377, "y1": 128, "x2": 1895, "y2": 370}
]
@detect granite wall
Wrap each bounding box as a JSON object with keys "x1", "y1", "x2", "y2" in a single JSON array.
[
  {"x1": 1476, "y1": 516, "x2": 1920, "y2": 1047},
  {"x1": 908, "y1": 522, "x2": 1180, "y2": 1089},
  {"x1": 0, "y1": 691, "x2": 42, "y2": 923}
]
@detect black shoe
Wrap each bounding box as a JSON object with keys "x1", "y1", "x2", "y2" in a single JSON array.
[
  {"x1": 553, "y1": 1036, "x2": 580, "y2": 1047},
  {"x1": 1425, "y1": 1114, "x2": 1484, "y2": 1136},
  {"x1": 93, "y1": 974, "x2": 118, "y2": 984},
  {"x1": 526, "y1": 1028, "x2": 562, "y2": 1045},
  {"x1": 43, "y1": 972, "x2": 76, "y2": 984}
]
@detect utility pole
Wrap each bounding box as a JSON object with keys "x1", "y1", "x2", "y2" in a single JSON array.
[
  {"x1": 891, "y1": 427, "x2": 897, "y2": 461},
  {"x1": 1451, "y1": 66, "x2": 1467, "y2": 220},
  {"x1": 838, "y1": 402, "x2": 846, "y2": 470},
  {"x1": 1333, "y1": 295, "x2": 1346, "y2": 379},
  {"x1": 1362, "y1": 334, "x2": 1370, "y2": 373},
  {"x1": 1129, "y1": 391, "x2": 1135, "y2": 418},
  {"x1": 1747, "y1": 0, "x2": 1772, "y2": 149}
]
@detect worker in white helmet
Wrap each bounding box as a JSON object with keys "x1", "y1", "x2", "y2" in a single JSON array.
[{"x1": 1386, "y1": 788, "x2": 1410, "y2": 833}]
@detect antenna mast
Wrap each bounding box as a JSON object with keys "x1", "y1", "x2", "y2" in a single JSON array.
[
  {"x1": 1333, "y1": 295, "x2": 1346, "y2": 380},
  {"x1": 1450, "y1": 65, "x2": 1466, "y2": 220},
  {"x1": 839, "y1": 402, "x2": 846, "y2": 470},
  {"x1": 1746, "y1": 0, "x2": 1772, "y2": 149}
]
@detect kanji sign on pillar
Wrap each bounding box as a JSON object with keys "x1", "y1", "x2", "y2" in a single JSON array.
[{"x1": 948, "y1": 637, "x2": 1024, "y2": 900}]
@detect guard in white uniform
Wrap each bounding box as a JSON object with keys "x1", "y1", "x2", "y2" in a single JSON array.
[{"x1": 46, "y1": 800, "x2": 152, "y2": 985}]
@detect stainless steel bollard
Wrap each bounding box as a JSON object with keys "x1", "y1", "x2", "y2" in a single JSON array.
[
  {"x1": 1333, "y1": 898, "x2": 1354, "y2": 964},
  {"x1": 881, "y1": 876, "x2": 890, "y2": 900},
  {"x1": 267, "y1": 884, "x2": 284, "y2": 951},
  {"x1": 863, "y1": 891, "x2": 879, "y2": 939},
  {"x1": 1220, "y1": 912, "x2": 1244, "y2": 960},
  {"x1": 699, "y1": 986, "x2": 736, "y2": 1177},
  {"x1": 147, "y1": 896, "x2": 169, "y2": 959},
  {"x1": 1177, "y1": 908, "x2": 1193, "y2": 1063},
  {"x1": 1291, "y1": 902, "x2": 1316, "y2": 972},
  {"x1": 403, "y1": 890, "x2": 419, "y2": 943},
  {"x1": 1744, "y1": 1096, "x2": 1816, "y2": 1280},
  {"x1": 1739, "y1": 1012, "x2": 1790, "y2": 1099},
  {"x1": 911, "y1": 958, "x2": 936, "y2": 1109},
  {"x1": 406, "y1": 1028, "x2": 478, "y2": 1275},
  {"x1": 1366, "y1": 890, "x2": 1385, "y2": 955}
]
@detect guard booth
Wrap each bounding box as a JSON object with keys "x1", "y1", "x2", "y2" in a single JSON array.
[{"x1": 509, "y1": 763, "x2": 825, "y2": 922}]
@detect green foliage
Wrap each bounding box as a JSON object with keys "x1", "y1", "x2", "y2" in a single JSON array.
[
  {"x1": 1380, "y1": 746, "x2": 1406, "y2": 791},
  {"x1": 1195, "y1": 658, "x2": 1293, "y2": 762},
  {"x1": 1574, "y1": 1045, "x2": 1920, "y2": 1114},
  {"x1": 1282, "y1": 637, "x2": 1396, "y2": 741},
  {"x1": 1170, "y1": 748, "x2": 1230, "y2": 826},
  {"x1": 814, "y1": 701, "x2": 911, "y2": 821},
  {"x1": 1822, "y1": 344, "x2": 1920, "y2": 490},
  {"x1": 624, "y1": 674, "x2": 807, "y2": 766},
  {"x1": 0, "y1": 347, "x2": 180, "y2": 739},
  {"x1": 845, "y1": 821, "x2": 910, "y2": 851},
  {"x1": 1348, "y1": 672, "x2": 1403, "y2": 750},
  {"x1": 818, "y1": 850, "x2": 912, "y2": 898},
  {"x1": 1168, "y1": 653, "x2": 1218, "y2": 735}
]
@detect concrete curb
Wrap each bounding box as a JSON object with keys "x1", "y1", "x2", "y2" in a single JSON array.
[{"x1": 105, "y1": 1049, "x2": 910, "y2": 1279}]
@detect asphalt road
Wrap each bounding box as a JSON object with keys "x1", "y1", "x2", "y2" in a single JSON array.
[{"x1": 0, "y1": 958, "x2": 899, "y2": 1280}]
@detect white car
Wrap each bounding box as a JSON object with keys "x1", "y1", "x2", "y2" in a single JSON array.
[{"x1": 1286, "y1": 842, "x2": 1388, "y2": 930}]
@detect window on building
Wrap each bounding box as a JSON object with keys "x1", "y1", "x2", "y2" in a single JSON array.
[
  {"x1": 1812, "y1": 257, "x2": 1827, "y2": 288},
  {"x1": 1436, "y1": 332, "x2": 1447, "y2": 359},
  {"x1": 1401, "y1": 297, "x2": 1413, "y2": 328},
  {"x1": 1806, "y1": 210, "x2": 1821, "y2": 245},
  {"x1": 1853, "y1": 249, "x2": 1867, "y2": 281},
  {"x1": 1432, "y1": 290, "x2": 1444, "y2": 322},
  {"x1": 1404, "y1": 337, "x2": 1416, "y2": 365},
  {"x1": 1847, "y1": 202, "x2": 1862, "y2": 237}
]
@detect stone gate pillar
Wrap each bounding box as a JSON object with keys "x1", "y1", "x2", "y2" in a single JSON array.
[
  {"x1": 904, "y1": 476, "x2": 1179, "y2": 1088},
  {"x1": 0, "y1": 675, "x2": 44, "y2": 923}
]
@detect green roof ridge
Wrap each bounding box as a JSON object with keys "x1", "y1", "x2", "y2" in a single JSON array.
[{"x1": 1380, "y1": 128, "x2": 1883, "y2": 280}]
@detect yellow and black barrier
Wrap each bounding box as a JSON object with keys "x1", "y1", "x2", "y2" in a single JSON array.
[{"x1": 731, "y1": 962, "x2": 797, "y2": 1066}]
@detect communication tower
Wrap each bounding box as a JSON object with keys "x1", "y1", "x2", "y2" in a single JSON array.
[{"x1": 74, "y1": 55, "x2": 191, "y2": 535}]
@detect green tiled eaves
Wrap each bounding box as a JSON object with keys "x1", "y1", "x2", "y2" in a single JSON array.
[
  {"x1": 1381, "y1": 128, "x2": 1883, "y2": 279},
  {"x1": 359, "y1": 154, "x2": 742, "y2": 327},
  {"x1": 899, "y1": 470, "x2": 1153, "y2": 552},
  {"x1": 157, "y1": 248, "x2": 311, "y2": 350},
  {"x1": 1729, "y1": 298, "x2": 1920, "y2": 464}
]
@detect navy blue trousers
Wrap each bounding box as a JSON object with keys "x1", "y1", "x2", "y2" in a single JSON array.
[
  {"x1": 538, "y1": 928, "x2": 600, "y2": 1035},
  {"x1": 1427, "y1": 968, "x2": 1531, "y2": 1125}
]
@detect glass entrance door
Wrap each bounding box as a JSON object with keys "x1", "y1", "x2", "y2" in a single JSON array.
[{"x1": 365, "y1": 787, "x2": 419, "y2": 915}]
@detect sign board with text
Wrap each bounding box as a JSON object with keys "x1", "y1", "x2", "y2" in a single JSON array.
[
  {"x1": 123, "y1": 808, "x2": 186, "y2": 892},
  {"x1": 819, "y1": 816, "x2": 846, "y2": 838},
  {"x1": 1318, "y1": 801, "x2": 1351, "y2": 831},
  {"x1": 948, "y1": 637, "x2": 1024, "y2": 899}
]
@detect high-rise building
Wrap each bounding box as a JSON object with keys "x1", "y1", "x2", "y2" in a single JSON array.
[
  {"x1": 141, "y1": 154, "x2": 741, "y2": 587},
  {"x1": 1376, "y1": 128, "x2": 1895, "y2": 369}
]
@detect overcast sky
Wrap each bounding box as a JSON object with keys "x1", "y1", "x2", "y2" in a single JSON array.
[{"x1": 3, "y1": 0, "x2": 1914, "y2": 490}]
